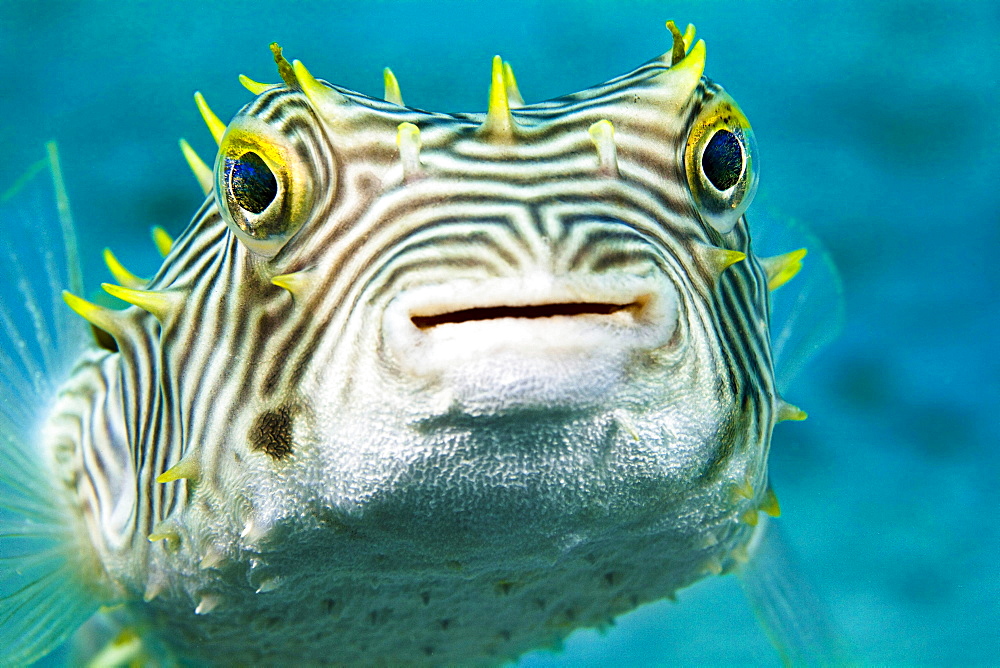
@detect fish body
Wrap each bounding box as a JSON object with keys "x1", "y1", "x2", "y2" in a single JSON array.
[{"x1": 0, "y1": 23, "x2": 840, "y2": 665}]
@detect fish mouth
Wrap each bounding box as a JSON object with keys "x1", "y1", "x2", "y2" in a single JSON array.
[
  {"x1": 409, "y1": 299, "x2": 647, "y2": 330},
  {"x1": 382, "y1": 275, "x2": 678, "y2": 411}
]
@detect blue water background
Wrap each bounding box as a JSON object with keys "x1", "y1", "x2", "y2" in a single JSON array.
[{"x1": 2, "y1": 0, "x2": 997, "y2": 664}]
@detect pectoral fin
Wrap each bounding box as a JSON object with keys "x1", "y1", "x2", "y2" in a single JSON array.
[{"x1": 737, "y1": 518, "x2": 852, "y2": 666}]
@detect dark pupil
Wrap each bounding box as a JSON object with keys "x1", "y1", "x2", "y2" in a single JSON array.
[
  {"x1": 702, "y1": 130, "x2": 743, "y2": 191},
  {"x1": 226, "y1": 152, "x2": 278, "y2": 214}
]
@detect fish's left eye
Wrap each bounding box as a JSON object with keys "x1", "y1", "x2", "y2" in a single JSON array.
[
  {"x1": 683, "y1": 92, "x2": 759, "y2": 235},
  {"x1": 214, "y1": 113, "x2": 318, "y2": 257}
]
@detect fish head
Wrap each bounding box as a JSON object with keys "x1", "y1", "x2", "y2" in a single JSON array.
[{"x1": 199, "y1": 33, "x2": 770, "y2": 554}]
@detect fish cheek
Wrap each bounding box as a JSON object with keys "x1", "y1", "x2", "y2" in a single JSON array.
[{"x1": 249, "y1": 405, "x2": 297, "y2": 460}]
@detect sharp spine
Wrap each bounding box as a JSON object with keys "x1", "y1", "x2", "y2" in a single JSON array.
[
  {"x1": 480, "y1": 55, "x2": 518, "y2": 140},
  {"x1": 178, "y1": 138, "x2": 213, "y2": 195},
  {"x1": 760, "y1": 248, "x2": 808, "y2": 291},
  {"x1": 665, "y1": 20, "x2": 687, "y2": 65},
  {"x1": 614, "y1": 410, "x2": 640, "y2": 441},
  {"x1": 776, "y1": 400, "x2": 808, "y2": 422},
  {"x1": 62, "y1": 291, "x2": 124, "y2": 340},
  {"x1": 502, "y1": 61, "x2": 524, "y2": 107},
  {"x1": 702, "y1": 245, "x2": 746, "y2": 277},
  {"x1": 143, "y1": 573, "x2": 166, "y2": 602},
  {"x1": 270, "y1": 43, "x2": 298, "y2": 90},
  {"x1": 703, "y1": 557, "x2": 723, "y2": 575},
  {"x1": 194, "y1": 92, "x2": 226, "y2": 146},
  {"x1": 240, "y1": 516, "x2": 269, "y2": 544},
  {"x1": 199, "y1": 545, "x2": 226, "y2": 570},
  {"x1": 682, "y1": 23, "x2": 696, "y2": 51},
  {"x1": 147, "y1": 523, "x2": 181, "y2": 552},
  {"x1": 292, "y1": 59, "x2": 347, "y2": 108},
  {"x1": 156, "y1": 453, "x2": 201, "y2": 483},
  {"x1": 383, "y1": 67, "x2": 404, "y2": 105},
  {"x1": 256, "y1": 577, "x2": 282, "y2": 594},
  {"x1": 740, "y1": 509, "x2": 760, "y2": 526},
  {"x1": 102, "y1": 283, "x2": 180, "y2": 323},
  {"x1": 664, "y1": 21, "x2": 698, "y2": 66},
  {"x1": 652, "y1": 35, "x2": 706, "y2": 99},
  {"x1": 396, "y1": 122, "x2": 424, "y2": 182},
  {"x1": 730, "y1": 543, "x2": 750, "y2": 564},
  {"x1": 103, "y1": 248, "x2": 146, "y2": 289},
  {"x1": 760, "y1": 485, "x2": 781, "y2": 517},
  {"x1": 588, "y1": 119, "x2": 619, "y2": 177},
  {"x1": 152, "y1": 226, "x2": 174, "y2": 257},
  {"x1": 195, "y1": 594, "x2": 220, "y2": 615},
  {"x1": 271, "y1": 269, "x2": 314, "y2": 298},
  {"x1": 241, "y1": 516, "x2": 270, "y2": 544},
  {"x1": 732, "y1": 477, "x2": 754, "y2": 501},
  {"x1": 239, "y1": 73, "x2": 274, "y2": 95}
]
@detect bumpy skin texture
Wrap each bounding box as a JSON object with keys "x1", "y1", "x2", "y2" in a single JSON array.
[{"x1": 47, "y1": 34, "x2": 781, "y2": 664}]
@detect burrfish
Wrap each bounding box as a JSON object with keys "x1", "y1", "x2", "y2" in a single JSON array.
[{"x1": 0, "y1": 21, "x2": 845, "y2": 665}]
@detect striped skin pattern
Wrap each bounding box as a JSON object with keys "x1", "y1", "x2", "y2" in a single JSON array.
[{"x1": 49, "y1": 25, "x2": 800, "y2": 664}]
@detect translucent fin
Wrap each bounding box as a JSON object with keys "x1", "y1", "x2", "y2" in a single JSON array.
[
  {"x1": 0, "y1": 143, "x2": 104, "y2": 663},
  {"x1": 749, "y1": 209, "x2": 845, "y2": 393},
  {"x1": 738, "y1": 519, "x2": 852, "y2": 665}
]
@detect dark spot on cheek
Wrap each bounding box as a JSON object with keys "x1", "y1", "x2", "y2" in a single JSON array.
[{"x1": 250, "y1": 406, "x2": 295, "y2": 459}]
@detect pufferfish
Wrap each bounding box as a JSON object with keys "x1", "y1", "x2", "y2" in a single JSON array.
[{"x1": 0, "y1": 21, "x2": 843, "y2": 665}]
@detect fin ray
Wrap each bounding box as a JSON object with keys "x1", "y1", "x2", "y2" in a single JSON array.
[
  {"x1": 750, "y1": 209, "x2": 845, "y2": 393},
  {"x1": 738, "y1": 520, "x2": 852, "y2": 665},
  {"x1": 0, "y1": 145, "x2": 105, "y2": 663}
]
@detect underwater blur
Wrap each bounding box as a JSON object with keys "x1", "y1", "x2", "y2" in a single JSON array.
[{"x1": 1, "y1": 0, "x2": 997, "y2": 665}]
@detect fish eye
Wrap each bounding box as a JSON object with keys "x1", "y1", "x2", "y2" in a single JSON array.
[
  {"x1": 684, "y1": 93, "x2": 759, "y2": 235},
  {"x1": 226, "y1": 151, "x2": 278, "y2": 214},
  {"x1": 701, "y1": 130, "x2": 743, "y2": 191},
  {"x1": 214, "y1": 113, "x2": 317, "y2": 257}
]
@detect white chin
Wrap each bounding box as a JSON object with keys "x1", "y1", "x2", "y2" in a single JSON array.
[{"x1": 431, "y1": 329, "x2": 630, "y2": 413}]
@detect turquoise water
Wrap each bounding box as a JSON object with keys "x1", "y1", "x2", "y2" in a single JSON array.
[{"x1": 2, "y1": 1, "x2": 997, "y2": 664}]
